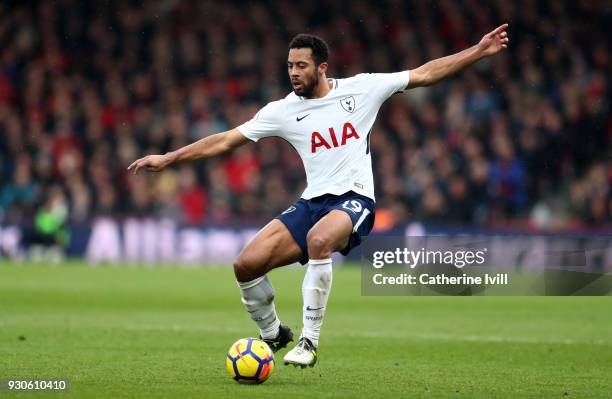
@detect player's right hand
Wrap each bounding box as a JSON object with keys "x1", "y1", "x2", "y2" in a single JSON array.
[{"x1": 127, "y1": 154, "x2": 172, "y2": 173}]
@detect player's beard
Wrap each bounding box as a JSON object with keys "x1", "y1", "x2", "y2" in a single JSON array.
[{"x1": 294, "y1": 71, "x2": 319, "y2": 98}]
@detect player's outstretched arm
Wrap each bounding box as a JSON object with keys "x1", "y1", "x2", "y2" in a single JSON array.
[
  {"x1": 407, "y1": 23, "x2": 509, "y2": 89},
  {"x1": 127, "y1": 128, "x2": 249, "y2": 173}
]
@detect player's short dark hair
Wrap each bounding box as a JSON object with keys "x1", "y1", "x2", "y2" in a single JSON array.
[{"x1": 289, "y1": 34, "x2": 329, "y2": 65}]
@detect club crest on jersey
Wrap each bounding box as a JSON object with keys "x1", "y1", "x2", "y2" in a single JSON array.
[
  {"x1": 340, "y1": 96, "x2": 356, "y2": 113},
  {"x1": 311, "y1": 122, "x2": 360, "y2": 153}
]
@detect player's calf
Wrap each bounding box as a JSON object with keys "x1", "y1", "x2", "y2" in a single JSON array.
[
  {"x1": 236, "y1": 274, "x2": 281, "y2": 340},
  {"x1": 234, "y1": 254, "x2": 283, "y2": 341},
  {"x1": 289, "y1": 210, "x2": 352, "y2": 366}
]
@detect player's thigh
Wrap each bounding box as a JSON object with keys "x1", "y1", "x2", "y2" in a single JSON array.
[
  {"x1": 234, "y1": 219, "x2": 303, "y2": 281},
  {"x1": 306, "y1": 210, "x2": 353, "y2": 255}
]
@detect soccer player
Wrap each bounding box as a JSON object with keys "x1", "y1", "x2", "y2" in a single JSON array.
[{"x1": 128, "y1": 24, "x2": 509, "y2": 368}]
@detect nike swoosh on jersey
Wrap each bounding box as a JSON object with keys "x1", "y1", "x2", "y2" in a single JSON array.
[{"x1": 296, "y1": 113, "x2": 311, "y2": 122}]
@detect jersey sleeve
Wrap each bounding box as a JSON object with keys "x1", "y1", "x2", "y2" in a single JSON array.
[
  {"x1": 236, "y1": 102, "x2": 282, "y2": 142},
  {"x1": 355, "y1": 71, "x2": 410, "y2": 102}
]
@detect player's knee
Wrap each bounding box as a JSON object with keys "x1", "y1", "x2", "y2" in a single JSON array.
[
  {"x1": 306, "y1": 231, "x2": 333, "y2": 258},
  {"x1": 233, "y1": 254, "x2": 264, "y2": 282}
]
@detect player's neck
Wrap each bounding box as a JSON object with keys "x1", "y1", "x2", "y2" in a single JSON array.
[{"x1": 306, "y1": 76, "x2": 332, "y2": 99}]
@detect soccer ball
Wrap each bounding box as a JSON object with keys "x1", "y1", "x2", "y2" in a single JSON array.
[{"x1": 226, "y1": 338, "x2": 275, "y2": 384}]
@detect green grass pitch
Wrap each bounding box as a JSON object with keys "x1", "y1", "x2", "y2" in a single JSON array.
[{"x1": 1, "y1": 262, "x2": 611, "y2": 398}]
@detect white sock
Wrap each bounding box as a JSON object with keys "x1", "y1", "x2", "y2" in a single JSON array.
[
  {"x1": 300, "y1": 258, "x2": 333, "y2": 348},
  {"x1": 237, "y1": 275, "x2": 281, "y2": 339}
]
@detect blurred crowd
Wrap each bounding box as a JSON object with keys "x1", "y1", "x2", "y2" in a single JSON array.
[{"x1": 0, "y1": 0, "x2": 610, "y2": 231}]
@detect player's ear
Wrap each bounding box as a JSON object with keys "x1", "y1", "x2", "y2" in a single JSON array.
[{"x1": 318, "y1": 62, "x2": 328, "y2": 76}]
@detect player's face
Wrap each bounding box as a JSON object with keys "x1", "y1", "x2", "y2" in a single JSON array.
[{"x1": 287, "y1": 48, "x2": 323, "y2": 97}]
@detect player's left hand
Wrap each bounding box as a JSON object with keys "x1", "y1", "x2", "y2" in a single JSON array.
[
  {"x1": 478, "y1": 23, "x2": 509, "y2": 57},
  {"x1": 127, "y1": 154, "x2": 172, "y2": 173}
]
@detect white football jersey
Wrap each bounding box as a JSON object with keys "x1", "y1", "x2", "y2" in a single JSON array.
[{"x1": 237, "y1": 71, "x2": 409, "y2": 201}]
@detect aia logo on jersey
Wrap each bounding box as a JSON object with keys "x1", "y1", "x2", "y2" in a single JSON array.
[
  {"x1": 340, "y1": 96, "x2": 356, "y2": 113},
  {"x1": 311, "y1": 122, "x2": 360, "y2": 153}
]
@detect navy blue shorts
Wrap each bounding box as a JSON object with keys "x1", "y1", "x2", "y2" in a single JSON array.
[{"x1": 275, "y1": 191, "x2": 376, "y2": 264}]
